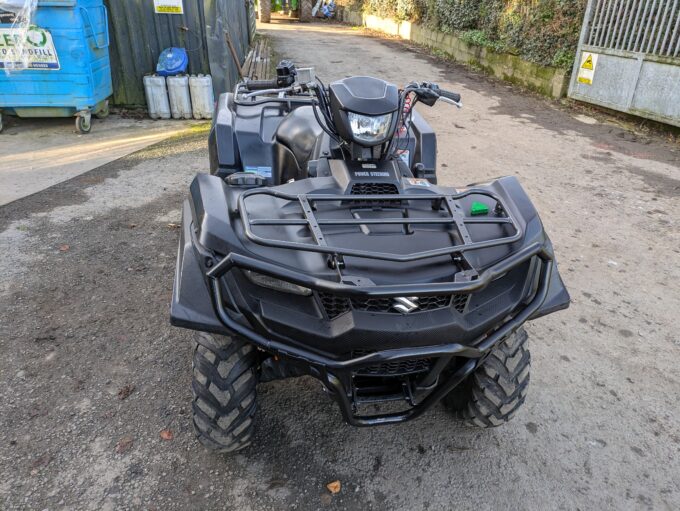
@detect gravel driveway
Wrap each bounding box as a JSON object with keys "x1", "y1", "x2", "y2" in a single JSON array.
[{"x1": 1, "y1": 21, "x2": 679, "y2": 511}]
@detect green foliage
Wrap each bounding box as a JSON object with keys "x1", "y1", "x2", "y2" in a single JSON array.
[
  {"x1": 353, "y1": 0, "x2": 587, "y2": 69},
  {"x1": 459, "y1": 29, "x2": 504, "y2": 52}
]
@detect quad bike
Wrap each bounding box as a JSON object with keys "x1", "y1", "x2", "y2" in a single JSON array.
[{"x1": 171, "y1": 61, "x2": 570, "y2": 452}]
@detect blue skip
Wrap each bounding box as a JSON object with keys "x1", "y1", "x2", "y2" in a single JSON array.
[{"x1": 0, "y1": 0, "x2": 113, "y2": 133}]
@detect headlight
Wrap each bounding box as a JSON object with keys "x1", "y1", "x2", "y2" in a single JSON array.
[
  {"x1": 348, "y1": 112, "x2": 393, "y2": 144},
  {"x1": 243, "y1": 270, "x2": 312, "y2": 296}
]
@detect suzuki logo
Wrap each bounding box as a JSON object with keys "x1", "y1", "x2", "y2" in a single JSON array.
[{"x1": 392, "y1": 296, "x2": 420, "y2": 314}]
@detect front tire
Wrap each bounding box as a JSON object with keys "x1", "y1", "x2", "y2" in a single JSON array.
[
  {"x1": 445, "y1": 327, "x2": 530, "y2": 427},
  {"x1": 191, "y1": 332, "x2": 258, "y2": 452}
]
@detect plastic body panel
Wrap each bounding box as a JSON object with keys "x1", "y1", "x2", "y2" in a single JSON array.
[
  {"x1": 0, "y1": 0, "x2": 112, "y2": 117},
  {"x1": 208, "y1": 93, "x2": 439, "y2": 185},
  {"x1": 171, "y1": 171, "x2": 571, "y2": 357}
]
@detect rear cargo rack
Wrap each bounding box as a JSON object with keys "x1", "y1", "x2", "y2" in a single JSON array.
[{"x1": 237, "y1": 187, "x2": 523, "y2": 264}]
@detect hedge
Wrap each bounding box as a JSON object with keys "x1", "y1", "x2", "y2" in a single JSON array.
[{"x1": 350, "y1": 0, "x2": 587, "y2": 69}]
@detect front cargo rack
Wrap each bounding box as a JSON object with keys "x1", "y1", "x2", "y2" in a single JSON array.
[{"x1": 237, "y1": 187, "x2": 523, "y2": 265}]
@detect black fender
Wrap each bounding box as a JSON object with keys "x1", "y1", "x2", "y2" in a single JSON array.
[
  {"x1": 208, "y1": 93, "x2": 239, "y2": 177},
  {"x1": 170, "y1": 200, "x2": 228, "y2": 334}
]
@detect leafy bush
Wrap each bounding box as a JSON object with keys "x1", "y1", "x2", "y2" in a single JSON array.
[{"x1": 352, "y1": 0, "x2": 587, "y2": 69}]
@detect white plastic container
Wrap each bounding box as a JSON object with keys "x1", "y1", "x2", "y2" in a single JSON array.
[
  {"x1": 189, "y1": 74, "x2": 214, "y2": 120},
  {"x1": 167, "y1": 75, "x2": 192, "y2": 119},
  {"x1": 144, "y1": 75, "x2": 171, "y2": 120}
]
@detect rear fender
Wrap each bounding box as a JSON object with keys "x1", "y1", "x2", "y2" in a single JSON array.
[{"x1": 208, "y1": 93, "x2": 239, "y2": 177}]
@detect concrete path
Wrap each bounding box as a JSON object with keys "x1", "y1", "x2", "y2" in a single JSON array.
[
  {"x1": 0, "y1": 21, "x2": 679, "y2": 511},
  {"x1": 0, "y1": 115, "x2": 203, "y2": 206}
]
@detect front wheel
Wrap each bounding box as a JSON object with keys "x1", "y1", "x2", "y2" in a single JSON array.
[
  {"x1": 191, "y1": 332, "x2": 258, "y2": 452},
  {"x1": 444, "y1": 327, "x2": 530, "y2": 427}
]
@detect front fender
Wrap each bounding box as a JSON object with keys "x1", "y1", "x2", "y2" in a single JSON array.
[{"x1": 170, "y1": 200, "x2": 229, "y2": 334}]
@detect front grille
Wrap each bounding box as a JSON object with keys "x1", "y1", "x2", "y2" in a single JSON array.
[
  {"x1": 352, "y1": 349, "x2": 432, "y2": 376},
  {"x1": 352, "y1": 295, "x2": 452, "y2": 312},
  {"x1": 451, "y1": 294, "x2": 469, "y2": 313},
  {"x1": 350, "y1": 183, "x2": 399, "y2": 195},
  {"x1": 318, "y1": 293, "x2": 351, "y2": 319},
  {"x1": 317, "y1": 292, "x2": 468, "y2": 318}
]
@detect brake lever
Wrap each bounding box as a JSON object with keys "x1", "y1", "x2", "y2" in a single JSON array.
[{"x1": 439, "y1": 96, "x2": 463, "y2": 109}]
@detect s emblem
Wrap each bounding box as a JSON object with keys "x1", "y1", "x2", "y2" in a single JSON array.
[{"x1": 392, "y1": 296, "x2": 419, "y2": 314}]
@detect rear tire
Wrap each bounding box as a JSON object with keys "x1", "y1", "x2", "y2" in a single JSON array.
[
  {"x1": 444, "y1": 328, "x2": 530, "y2": 427},
  {"x1": 259, "y1": 0, "x2": 271, "y2": 22},
  {"x1": 191, "y1": 332, "x2": 258, "y2": 452}
]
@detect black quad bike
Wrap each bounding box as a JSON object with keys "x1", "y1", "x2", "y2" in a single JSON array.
[{"x1": 171, "y1": 61, "x2": 570, "y2": 452}]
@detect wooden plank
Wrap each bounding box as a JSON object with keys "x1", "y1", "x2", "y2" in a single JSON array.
[{"x1": 224, "y1": 31, "x2": 244, "y2": 80}]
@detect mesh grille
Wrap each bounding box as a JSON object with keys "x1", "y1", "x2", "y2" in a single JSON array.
[
  {"x1": 352, "y1": 295, "x2": 452, "y2": 312},
  {"x1": 318, "y1": 293, "x2": 351, "y2": 319},
  {"x1": 350, "y1": 183, "x2": 399, "y2": 195},
  {"x1": 318, "y1": 293, "x2": 468, "y2": 318},
  {"x1": 451, "y1": 294, "x2": 469, "y2": 313},
  {"x1": 352, "y1": 349, "x2": 432, "y2": 376}
]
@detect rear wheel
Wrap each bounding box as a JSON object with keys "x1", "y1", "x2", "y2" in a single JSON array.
[
  {"x1": 191, "y1": 332, "x2": 258, "y2": 452},
  {"x1": 444, "y1": 328, "x2": 530, "y2": 427}
]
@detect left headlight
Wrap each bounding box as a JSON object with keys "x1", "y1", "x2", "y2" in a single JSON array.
[
  {"x1": 348, "y1": 112, "x2": 394, "y2": 144},
  {"x1": 243, "y1": 270, "x2": 312, "y2": 296}
]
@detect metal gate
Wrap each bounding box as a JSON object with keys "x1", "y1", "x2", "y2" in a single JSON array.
[{"x1": 569, "y1": 0, "x2": 680, "y2": 127}]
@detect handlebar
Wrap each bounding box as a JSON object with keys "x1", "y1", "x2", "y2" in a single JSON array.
[
  {"x1": 438, "y1": 89, "x2": 461, "y2": 104},
  {"x1": 243, "y1": 78, "x2": 280, "y2": 91}
]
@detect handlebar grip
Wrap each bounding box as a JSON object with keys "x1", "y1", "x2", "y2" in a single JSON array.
[
  {"x1": 244, "y1": 79, "x2": 279, "y2": 91},
  {"x1": 439, "y1": 90, "x2": 461, "y2": 103}
]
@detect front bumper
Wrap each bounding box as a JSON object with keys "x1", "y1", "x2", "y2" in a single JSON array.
[
  {"x1": 209, "y1": 253, "x2": 554, "y2": 426},
  {"x1": 171, "y1": 200, "x2": 569, "y2": 425}
]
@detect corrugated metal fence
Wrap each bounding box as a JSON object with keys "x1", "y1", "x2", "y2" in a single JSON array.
[{"x1": 105, "y1": 0, "x2": 252, "y2": 106}]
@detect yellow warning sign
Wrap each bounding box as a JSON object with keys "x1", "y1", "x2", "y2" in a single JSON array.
[
  {"x1": 577, "y1": 52, "x2": 598, "y2": 85},
  {"x1": 153, "y1": 0, "x2": 183, "y2": 14},
  {"x1": 581, "y1": 54, "x2": 594, "y2": 70}
]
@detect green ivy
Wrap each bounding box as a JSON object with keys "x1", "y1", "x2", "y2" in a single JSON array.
[{"x1": 352, "y1": 0, "x2": 587, "y2": 69}]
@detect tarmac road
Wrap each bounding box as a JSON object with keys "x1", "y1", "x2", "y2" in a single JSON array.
[{"x1": 1, "y1": 21, "x2": 679, "y2": 511}]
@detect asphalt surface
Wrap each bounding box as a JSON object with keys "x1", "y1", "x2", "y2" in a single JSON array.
[{"x1": 1, "y1": 21, "x2": 680, "y2": 511}]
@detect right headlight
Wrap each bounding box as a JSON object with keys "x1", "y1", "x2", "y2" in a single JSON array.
[{"x1": 347, "y1": 111, "x2": 394, "y2": 144}]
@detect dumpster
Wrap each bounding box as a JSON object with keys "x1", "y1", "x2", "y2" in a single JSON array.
[{"x1": 0, "y1": 0, "x2": 112, "y2": 133}]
